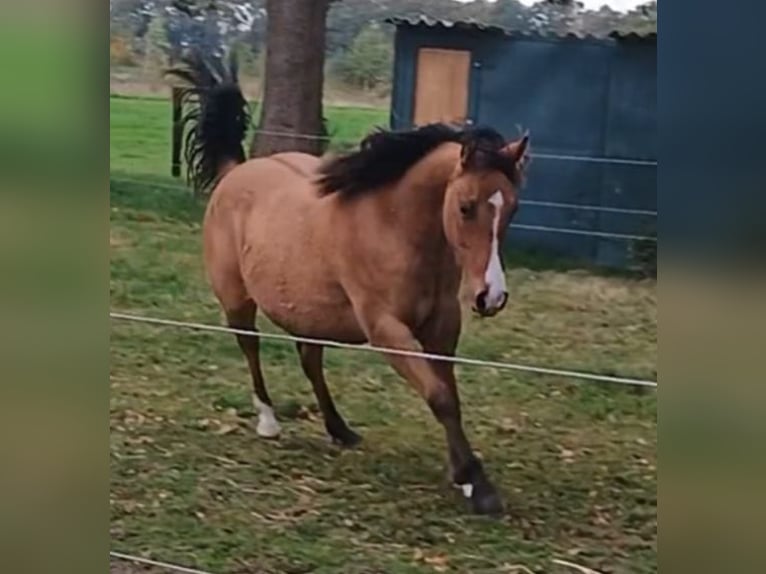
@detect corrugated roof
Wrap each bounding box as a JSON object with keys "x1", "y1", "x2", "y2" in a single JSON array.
[
  {"x1": 386, "y1": 15, "x2": 507, "y2": 35},
  {"x1": 385, "y1": 15, "x2": 656, "y2": 42},
  {"x1": 609, "y1": 30, "x2": 657, "y2": 42}
]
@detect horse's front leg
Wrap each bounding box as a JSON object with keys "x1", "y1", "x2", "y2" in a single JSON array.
[{"x1": 361, "y1": 310, "x2": 503, "y2": 515}]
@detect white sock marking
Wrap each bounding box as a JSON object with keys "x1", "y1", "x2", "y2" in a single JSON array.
[
  {"x1": 485, "y1": 191, "x2": 507, "y2": 308},
  {"x1": 460, "y1": 483, "x2": 474, "y2": 498},
  {"x1": 253, "y1": 394, "x2": 281, "y2": 438}
]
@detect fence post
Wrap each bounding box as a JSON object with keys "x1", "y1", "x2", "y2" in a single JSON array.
[{"x1": 171, "y1": 87, "x2": 182, "y2": 178}]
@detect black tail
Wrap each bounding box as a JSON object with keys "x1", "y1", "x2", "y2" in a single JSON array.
[{"x1": 166, "y1": 50, "x2": 250, "y2": 194}]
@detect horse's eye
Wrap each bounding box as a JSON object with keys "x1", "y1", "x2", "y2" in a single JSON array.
[{"x1": 460, "y1": 201, "x2": 477, "y2": 219}]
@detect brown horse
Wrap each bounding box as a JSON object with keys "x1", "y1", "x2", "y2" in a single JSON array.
[{"x1": 171, "y1": 54, "x2": 529, "y2": 515}]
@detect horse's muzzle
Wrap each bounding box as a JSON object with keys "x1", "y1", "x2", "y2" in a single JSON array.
[{"x1": 472, "y1": 290, "x2": 508, "y2": 317}]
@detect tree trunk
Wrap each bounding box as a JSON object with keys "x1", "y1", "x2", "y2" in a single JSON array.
[{"x1": 250, "y1": 0, "x2": 331, "y2": 157}]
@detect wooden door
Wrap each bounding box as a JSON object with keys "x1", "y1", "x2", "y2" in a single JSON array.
[{"x1": 413, "y1": 48, "x2": 471, "y2": 125}]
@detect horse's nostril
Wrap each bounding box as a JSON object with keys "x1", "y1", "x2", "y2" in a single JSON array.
[
  {"x1": 498, "y1": 292, "x2": 509, "y2": 310},
  {"x1": 475, "y1": 290, "x2": 488, "y2": 312}
]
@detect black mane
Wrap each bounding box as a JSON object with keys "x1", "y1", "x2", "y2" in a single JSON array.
[{"x1": 317, "y1": 123, "x2": 512, "y2": 196}]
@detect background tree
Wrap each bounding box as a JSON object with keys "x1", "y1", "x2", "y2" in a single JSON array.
[
  {"x1": 115, "y1": 0, "x2": 655, "y2": 159},
  {"x1": 335, "y1": 24, "x2": 393, "y2": 92},
  {"x1": 142, "y1": 12, "x2": 170, "y2": 91},
  {"x1": 110, "y1": 0, "x2": 154, "y2": 65},
  {"x1": 487, "y1": 0, "x2": 529, "y2": 30},
  {"x1": 622, "y1": 1, "x2": 657, "y2": 35},
  {"x1": 524, "y1": 0, "x2": 585, "y2": 34},
  {"x1": 250, "y1": 0, "x2": 334, "y2": 157}
]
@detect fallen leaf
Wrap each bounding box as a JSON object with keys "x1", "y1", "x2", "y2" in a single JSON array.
[
  {"x1": 425, "y1": 555, "x2": 448, "y2": 566},
  {"x1": 214, "y1": 423, "x2": 239, "y2": 436},
  {"x1": 296, "y1": 405, "x2": 314, "y2": 420},
  {"x1": 592, "y1": 512, "x2": 610, "y2": 526},
  {"x1": 560, "y1": 447, "x2": 576, "y2": 462},
  {"x1": 498, "y1": 417, "x2": 520, "y2": 433},
  {"x1": 124, "y1": 410, "x2": 146, "y2": 427},
  {"x1": 552, "y1": 558, "x2": 605, "y2": 574}
]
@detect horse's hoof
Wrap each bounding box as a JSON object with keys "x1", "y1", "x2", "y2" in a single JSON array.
[
  {"x1": 456, "y1": 482, "x2": 504, "y2": 516},
  {"x1": 253, "y1": 399, "x2": 281, "y2": 439},
  {"x1": 255, "y1": 417, "x2": 281, "y2": 439},
  {"x1": 329, "y1": 426, "x2": 362, "y2": 448},
  {"x1": 470, "y1": 488, "x2": 504, "y2": 516}
]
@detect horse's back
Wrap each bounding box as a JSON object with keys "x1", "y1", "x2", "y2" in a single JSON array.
[
  {"x1": 204, "y1": 152, "x2": 363, "y2": 340},
  {"x1": 205, "y1": 153, "x2": 322, "y2": 234},
  {"x1": 212, "y1": 152, "x2": 319, "y2": 201},
  {"x1": 267, "y1": 152, "x2": 322, "y2": 179},
  {"x1": 202, "y1": 153, "x2": 321, "y2": 311}
]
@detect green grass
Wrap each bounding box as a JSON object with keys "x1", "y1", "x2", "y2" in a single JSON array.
[
  {"x1": 110, "y1": 98, "x2": 656, "y2": 573},
  {"x1": 110, "y1": 96, "x2": 388, "y2": 178}
]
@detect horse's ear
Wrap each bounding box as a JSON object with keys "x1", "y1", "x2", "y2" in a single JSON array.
[{"x1": 502, "y1": 132, "x2": 530, "y2": 166}]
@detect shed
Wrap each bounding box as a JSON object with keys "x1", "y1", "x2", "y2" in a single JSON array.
[{"x1": 387, "y1": 16, "x2": 657, "y2": 269}]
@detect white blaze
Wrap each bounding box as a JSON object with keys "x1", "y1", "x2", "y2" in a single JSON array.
[
  {"x1": 484, "y1": 190, "x2": 507, "y2": 308},
  {"x1": 253, "y1": 394, "x2": 281, "y2": 438}
]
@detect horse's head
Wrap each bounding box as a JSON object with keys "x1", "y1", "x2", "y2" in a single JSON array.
[{"x1": 443, "y1": 129, "x2": 530, "y2": 317}]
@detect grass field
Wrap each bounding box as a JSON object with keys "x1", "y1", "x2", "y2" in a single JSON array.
[
  {"x1": 110, "y1": 96, "x2": 389, "y2": 179},
  {"x1": 110, "y1": 97, "x2": 657, "y2": 574}
]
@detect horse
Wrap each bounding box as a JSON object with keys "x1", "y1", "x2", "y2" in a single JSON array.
[{"x1": 169, "y1": 53, "x2": 530, "y2": 515}]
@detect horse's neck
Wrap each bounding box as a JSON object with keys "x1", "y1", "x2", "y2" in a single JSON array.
[
  {"x1": 383, "y1": 143, "x2": 461, "y2": 276},
  {"x1": 390, "y1": 143, "x2": 459, "y2": 236}
]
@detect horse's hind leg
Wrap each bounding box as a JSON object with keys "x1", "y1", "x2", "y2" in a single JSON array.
[
  {"x1": 226, "y1": 301, "x2": 281, "y2": 439},
  {"x1": 296, "y1": 343, "x2": 361, "y2": 447}
]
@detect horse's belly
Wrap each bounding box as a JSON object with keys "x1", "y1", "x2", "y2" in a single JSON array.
[
  {"x1": 238, "y1": 189, "x2": 368, "y2": 343},
  {"x1": 255, "y1": 283, "x2": 366, "y2": 344},
  {"x1": 241, "y1": 237, "x2": 366, "y2": 343}
]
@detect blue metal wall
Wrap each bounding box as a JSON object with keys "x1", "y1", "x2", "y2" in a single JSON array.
[{"x1": 390, "y1": 26, "x2": 657, "y2": 268}]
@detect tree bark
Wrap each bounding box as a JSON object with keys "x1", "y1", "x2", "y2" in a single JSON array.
[{"x1": 250, "y1": 0, "x2": 331, "y2": 157}]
